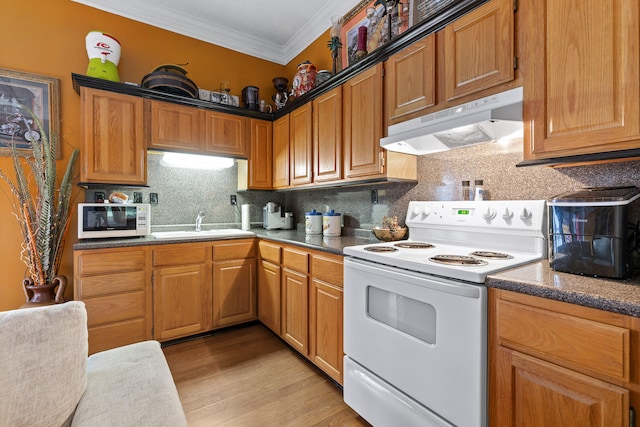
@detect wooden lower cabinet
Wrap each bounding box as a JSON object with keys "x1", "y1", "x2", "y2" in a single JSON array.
[
  {"x1": 74, "y1": 247, "x2": 152, "y2": 354},
  {"x1": 152, "y1": 243, "x2": 212, "y2": 341},
  {"x1": 309, "y1": 253, "x2": 344, "y2": 384},
  {"x1": 257, "y1": 241, "x2": 282, "y2": 334},
  {"x1": 212, "y1": 240, "x2": 257, "y2": 328},
  {"x1": 489, "y1": 288, "x2": 640, "y2": 427},
  {"x1": 258, "y1": 242, "x2": 344, "y2": 384},
  {"x1": 282, "y1": 261, "x2": 309, "y2": 355}
]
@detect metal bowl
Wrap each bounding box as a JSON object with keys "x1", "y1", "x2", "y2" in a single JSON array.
[{"x1": 372, "y1": 227, "x2": 408, "y2": 242}]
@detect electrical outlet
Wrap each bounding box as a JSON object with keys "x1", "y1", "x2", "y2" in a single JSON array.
[
  {"x1": 133, "y1": 191, "x2": 143, "y2": 204},
  {"x1": 150, "y1": 193, "x2": 158, "y2": 205},
  {"x1": 230, "y1": 195, "x2": 237, "y2": 205}
]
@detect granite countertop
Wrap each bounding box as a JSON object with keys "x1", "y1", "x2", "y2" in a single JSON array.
[
  {"x1": 72, "y1": 227, "x2": 379, "y2": 255},
  {"x1": 487, "y1": 260, "x2": 640, "y2": 318}
]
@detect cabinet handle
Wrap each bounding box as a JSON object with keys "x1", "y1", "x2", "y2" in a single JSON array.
[{"x1": 631, "y1": 407, "x2": 636, "y2": 427}]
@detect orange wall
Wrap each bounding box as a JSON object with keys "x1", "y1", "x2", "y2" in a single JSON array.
[
  {"x1": 285, "y1": 29, "x2": 334, "y2": 80},
  {"x1": 0, "y1": 0, "x2": 293, "y2": 310}
]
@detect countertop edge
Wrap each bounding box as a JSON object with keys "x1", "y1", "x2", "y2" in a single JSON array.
[{"x1": 486, "y1": 261, "x2": 640, "y2": 318}]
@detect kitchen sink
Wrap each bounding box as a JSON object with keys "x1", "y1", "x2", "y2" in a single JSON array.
[{"x1": 151, "y1": 229, "x2": 254, "y2": 240}]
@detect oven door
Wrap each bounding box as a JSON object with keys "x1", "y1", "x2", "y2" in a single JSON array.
[{"x1": 343, "y1": 257, "x2": 487, "y2": 427}]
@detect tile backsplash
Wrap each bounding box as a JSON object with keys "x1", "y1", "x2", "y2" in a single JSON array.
[{"x1": 88, "y1": 140, "x2": 640, "y2": 231}]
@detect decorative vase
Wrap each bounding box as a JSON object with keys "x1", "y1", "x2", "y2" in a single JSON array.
[
  {"x1": 291, "y1": 61, "x2": 317, "y2": 98},
  {"x1": 21, "y1": 275, "x2": 66, "y2": 307},
  {"x1": 272, "y1": 77, "x2": 289, "y2": 109}
]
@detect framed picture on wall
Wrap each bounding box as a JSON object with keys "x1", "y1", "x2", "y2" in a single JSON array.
[
  {"x1": 341, "y1": 0, "x2": 410, "y2": 68},
  {"x1": 0, "y1": 68, "x2": 60, "y2": 156},
  {"x1": 409, "y1": 0, "x2": 463, "y2": 28}
]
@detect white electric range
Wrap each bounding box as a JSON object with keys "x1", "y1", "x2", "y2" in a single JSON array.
[{"x1": 343, "y1": 200, "x2": 547, "y2": 427}]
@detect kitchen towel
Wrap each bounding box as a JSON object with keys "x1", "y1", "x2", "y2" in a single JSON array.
[{"x1": 241, "y1": 204, "x2": 251, "y2": 230}]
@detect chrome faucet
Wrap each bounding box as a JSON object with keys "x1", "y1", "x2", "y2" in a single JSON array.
[{"x1": 195, "y1": 211, "x2": 204, "y2": 232}]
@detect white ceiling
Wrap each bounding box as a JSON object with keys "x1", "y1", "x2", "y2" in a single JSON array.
[{"x1": 72, "y1": 0, "x2": 363, "y2": 65}]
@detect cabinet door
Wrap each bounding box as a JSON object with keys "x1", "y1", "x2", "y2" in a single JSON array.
[
  {"x1": 153, "y1": 264, "x2": 211, "y2": 341},
  {"x1": 257, "y1": 259, "x2": 281, "y2": 334},
  {"x1": 309, "y1": 279, "x2": 343, "y2": 384},
  {"x1": 524, "y1": 0, "x2": 640, "y2": 160},
  {"x1": 282, "y1": 268, "x2": 308, "y2": 355},
  {"x1": 443, "y1": 0, "x2": 514, "y2": 101},
  {"x1": 247, "y1": 119, "x2": 273, "y2": 190},
  {"x1": 343, "y1": 63, "x2": 384, "y2": 179},
  {"x1": 272, "y1": 114, "x2": 290, "y2": 188},
  {"x1": 202, "y1": 110, "x2": 247, "y2": 157},
  {"x1": 146, "y1": 99, "x2": 202, "y2": 152},
  {"x1": 385, "y1": 34, "x2": 436, "y2": 125},
  {"x1": 313, "y1": 87, "x2": 342, "y2": 183},
  {"x1": 289, "y1": 102, "x2": 313, "y2": 186},
  {"x1": 213, "y1": 258, "x2": 257, "y2": 327},
  {"x1": 80, "y1": 88, "x2": 146, "y2": 185},
  {"x1": 493, "y1": 347, "x2": 628, "y2": 427}
]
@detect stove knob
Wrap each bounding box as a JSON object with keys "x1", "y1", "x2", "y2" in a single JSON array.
[
  {"x1": 502, "y1": 208, "x2": 513, "y2": 220},
  {"x1": 411, "y1": 206, "x2": 421, "y2": 218},
  {"x1": 482, "y1": 207, "x2": 497, "y2": 221},
  {"x1": 520, "y1": 208, "x2": 533, "y2": 221}
]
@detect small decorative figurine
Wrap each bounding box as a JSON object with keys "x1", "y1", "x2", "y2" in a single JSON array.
[{"x1": 272, "y1": 77, "x2": 289, "y2": 109}]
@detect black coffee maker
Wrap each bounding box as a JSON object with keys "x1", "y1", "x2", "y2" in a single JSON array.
[{"x1": 242, "y1": 86, "x2": 259, "y2": 110}]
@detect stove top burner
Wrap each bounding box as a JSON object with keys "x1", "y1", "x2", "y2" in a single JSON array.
[
  {"x1": 429, "y1": 255, "x2": 489, "y2": 266},
  {"x1": 364, "y1": 246, "x2": 399, "y2": 253},
  {"x1": 394, "y1": 242, "x2": 435, "y2": 249},
  {"x1": 470, "y1": 251, "x2": 513, "y2": 259}
]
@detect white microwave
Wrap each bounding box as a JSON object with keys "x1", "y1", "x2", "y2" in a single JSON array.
[{"x1": 78, "y1": 203, "x2": 151, "y2": 239}]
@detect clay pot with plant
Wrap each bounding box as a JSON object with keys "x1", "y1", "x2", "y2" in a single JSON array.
[{"x1": 0, "y1": 97, "x2": 79, "y2": 306}]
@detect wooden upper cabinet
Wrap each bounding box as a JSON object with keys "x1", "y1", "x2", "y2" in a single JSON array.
[
  {"x1": 146, "y1": 99, "x2": 252, "y2": 158},
  {"x1": 289, "y1": 102, "x2": 313, "y2": 186},
  {"x1": 443, "y1": 0, "x2": 514, "y2": 102},
  {"x1": 385, "y1": 34, "x2": 436, "y2": 126},
  {"x1": 313, "y1": 86, "x2": 342, "y2": 183},
  {"x1": 343, "y1": 63, "x2": 384, "y2": 179},
  {"x1": 272, "y1": 114, "x2": 290, "y2": 189},
  {"x1": 146, "y1": 99, "x2": 203, "y2": 152},
  {"x1": 247, "y1": 118, "x2": 273, "y2": 190},
  {"x1": 202, "y1": 110, "x2": 248, "y2": 158},
  {"x1": 80, "y1": 87, "x2": 146, "y2": 185},
  {"x1": 523, "y1": 0, "x2": 640, "y2": 160},
  {"x1": 443, "y1": 0, "x2": 516, "y2": 101}
]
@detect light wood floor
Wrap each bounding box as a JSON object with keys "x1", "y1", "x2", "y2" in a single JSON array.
[{"x1": 162, "y1": 323, "x2": 371, "y2": 427}]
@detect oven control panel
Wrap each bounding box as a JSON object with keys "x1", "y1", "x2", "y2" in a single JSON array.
[{"x1": 406, "y1": 200, "x2": 547, "y2": 234}]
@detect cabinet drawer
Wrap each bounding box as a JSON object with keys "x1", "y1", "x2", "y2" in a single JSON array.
[
  {"x1": 496, "y1": 299, "x2": 630, "y2": 381},
  {"x1": 83, "y1": 291, "x2": 147, "y2": 327},
  {"x1": 76, "y1": 248, "x2": 146, "y2": 275},
  {"x1": 258, "y1": 240, "x2": 281, "y2": 264},
  {"x1": 213, "y1": 239, "x2": 255, "y2": 260},
  {"x1": 76, "y1": 271, "x2": 145, "y2": 298},
  {"x1": 88, "y1": 318, "x2": 149, "y2": 355},
  {"x1": 152, "y1": 244, "x2": 209, "y2": 266},
  {"x1": 283, "y1": 247, "x2": 309, "y2": 273},
  {"x1": 311, "y1": 254, "x2": 343, "y2": 287}
]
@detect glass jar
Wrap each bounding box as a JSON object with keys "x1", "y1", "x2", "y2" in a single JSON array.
[{"x1": 474, "y1": 180, "x2": 484, "y2": 201}]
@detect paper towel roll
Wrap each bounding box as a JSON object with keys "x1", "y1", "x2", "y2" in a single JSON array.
[{"x1": 241, "y1": 204, "x2": 251, "y2": 230}]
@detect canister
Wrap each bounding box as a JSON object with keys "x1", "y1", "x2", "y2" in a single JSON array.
[
  {"x1": 283, "y1": 212, "x2": 294, "y2": 229},
  {"x1": 305, "y1": 209, "x2": 323, "y2": 234},
  {"x1": 322, "y1": 210, "x2": 341, "y2": 237}
]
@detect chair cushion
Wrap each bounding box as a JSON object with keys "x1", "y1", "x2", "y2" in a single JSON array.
[
  {"x1": 71, "y1": 340, "x2": 187, "y2": 427},
  {"x1": 0, "y1": 301, "x2": 88, "y2": 426}
]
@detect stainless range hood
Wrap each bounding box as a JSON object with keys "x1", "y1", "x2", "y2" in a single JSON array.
[{"x1": 381, "y1": 87, "x2": 523, "y2": 155}]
